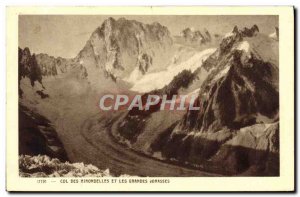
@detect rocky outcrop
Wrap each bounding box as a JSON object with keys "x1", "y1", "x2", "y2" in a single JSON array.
[
  {"x1": 19, "y1": 47, "x2": 43, "y2": 87},
  {"x1": 18, "y1": 47, "x2": 46, "y2": 98},
  {"x1": 137, "y1": 53, "x2": 152, "y2": 74}
]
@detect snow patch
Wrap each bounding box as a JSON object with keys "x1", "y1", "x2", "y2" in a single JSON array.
[
  {"x1": 236, "y1": 41, "x2": 250, "y2": 53},
  {"x1": 124, "y1": 67, "x2": 143, "y2": 84},
  {"x1": 130, "y1": 48, "x2": 216, "y2": 93},
  {"x1": 269, "y1": 32, "x2": 277, "y2": 39}
]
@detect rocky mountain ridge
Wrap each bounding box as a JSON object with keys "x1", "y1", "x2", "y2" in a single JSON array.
[
  {"x1": 155, "y1": 25, "x2": 279, "y2": 175},
  {"x1": 116, "y1": 25, "x2": 279, "y2": 176}
]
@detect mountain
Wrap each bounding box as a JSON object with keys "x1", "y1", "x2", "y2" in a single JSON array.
[
  {"x1": 180, "y1": 25, "x2": 278, "y2": 132},
  {"x1": 20, "y1": 17, "x2": 175, "y2": 93},
  {"x1": 76, "y1": 17, "x2": 174, "y2": 84},
  {"x1": 156, "y1": 25, "x2": 279, "y2": 175},
  {"x1": 116, "y1": 25, "x2": 279, "y2": 176}
]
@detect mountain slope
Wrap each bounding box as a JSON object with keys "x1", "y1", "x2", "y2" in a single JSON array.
[
  {"x1": 154, "y1": 25, "x2": 279, "y2": 175},
  {"x1": 115, "y1": 25, "x2": 279, "y2": 176}
]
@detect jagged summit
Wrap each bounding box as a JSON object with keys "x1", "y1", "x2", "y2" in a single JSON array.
[
  {"x1": 219, "y1": 25, "x2": 259, "y2": 55},
  {"x1": 76, "y1": 17, "x2": 174, "y2": 83}
]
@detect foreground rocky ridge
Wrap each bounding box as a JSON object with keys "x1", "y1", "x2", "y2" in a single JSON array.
[{"x1": 19, "y1": 155, "x2": 128, "y2": 177}]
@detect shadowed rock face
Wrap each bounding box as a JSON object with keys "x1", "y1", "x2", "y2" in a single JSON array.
[
  {"x1": 180, "y1": 25, "x2": 278, "y2": 133},
  {"x1": 19, "y1": 47, "x2": 45, "y2": 98},
  {"x1": 19, "y1": 47, "x2": 43, "y2": 87},
  {"x1": 152, "y1": 122, "x2": 279, "y2": 176},
  {"x1": 19, "y1": 105, "x2": 69, "y2": 162}
]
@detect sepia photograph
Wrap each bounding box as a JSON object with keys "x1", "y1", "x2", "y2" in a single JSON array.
[
  {"x1": 6, "y1": 6, "x2": 294, "y2": 192},
  {"x1": 18, "y1": 14, "x2": 280, "y2": 177}
]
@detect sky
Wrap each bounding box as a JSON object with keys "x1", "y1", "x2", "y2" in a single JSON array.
[{"x1": 19, "y1": 15, "x2": 278, "y2": 58}]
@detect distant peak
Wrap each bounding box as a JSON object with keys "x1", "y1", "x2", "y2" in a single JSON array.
[
  {"x1": 151, "y1": 21, "x2": 162, "y2": 27},
  {"x1": 104, "y1": 17, "x2": 116, "y2": 23}
]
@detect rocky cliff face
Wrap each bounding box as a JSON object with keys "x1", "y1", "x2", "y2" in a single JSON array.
[
  {"x1": 19, "y1": 47, "x2": 43, "y2": 86},
  {"x1": 77, "y1": 17, "x2": 174, "y2": 82},
  {"x1": 19, "y1": 47, "x2": 46, "y2": 98}
]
